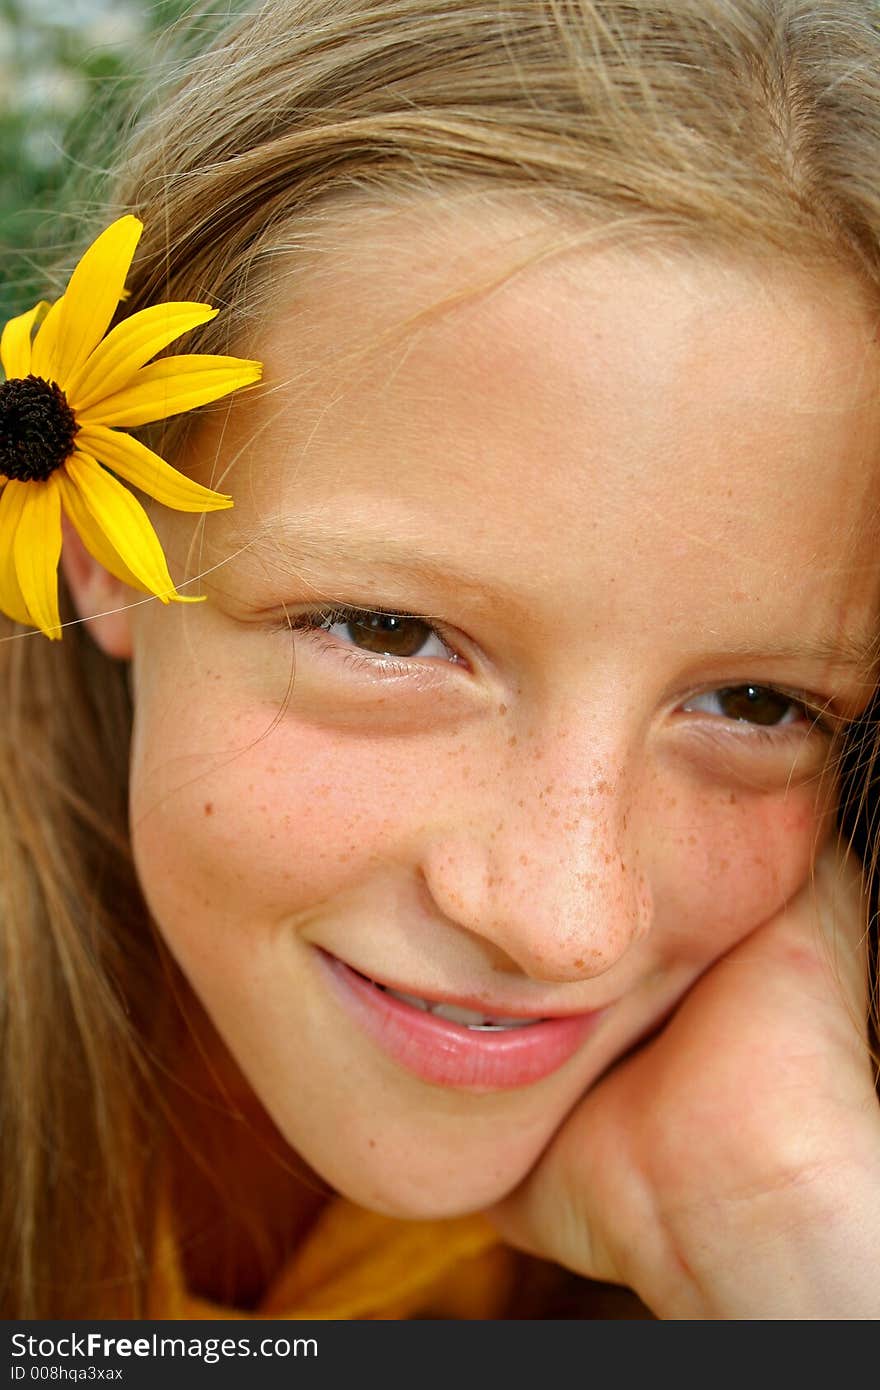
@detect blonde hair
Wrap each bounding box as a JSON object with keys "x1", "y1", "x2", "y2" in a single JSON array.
[{"x1": 3, "y1": 0, "x2": 880, "y2": 1317}]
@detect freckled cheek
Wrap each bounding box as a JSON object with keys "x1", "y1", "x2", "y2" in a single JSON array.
[
  {"x1": 129, "y1": 711, "x2": 422, "y2": 931},
  {"x1": 651, "y1": 788, "x2": 819, "y2": 962}
]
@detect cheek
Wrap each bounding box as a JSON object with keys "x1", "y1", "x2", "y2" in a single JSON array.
[
  {"x1": 129, "y1": 703, "x2": 427, "y2": 938},
  {"x1": 649, "y1": 782, "x2": 821, "y2": 963}
]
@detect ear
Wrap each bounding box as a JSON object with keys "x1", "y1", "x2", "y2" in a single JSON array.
[{"x1": 60, "y1": 514, "x2": 135, "y2": 659}]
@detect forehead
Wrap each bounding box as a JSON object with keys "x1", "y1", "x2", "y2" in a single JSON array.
[{"x1": 188, "y1": 201, "x2": 880, "y2": 649}]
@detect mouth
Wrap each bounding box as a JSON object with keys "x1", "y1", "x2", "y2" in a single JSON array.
[{"x1": 317, "y1": 949, "x2": 606, "y2": 1091}]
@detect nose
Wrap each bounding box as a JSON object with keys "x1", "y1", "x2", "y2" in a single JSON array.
[{"x1": 420, "y1": 743, "x2": 652, "y2": 984}]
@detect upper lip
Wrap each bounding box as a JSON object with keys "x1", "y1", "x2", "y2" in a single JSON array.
[{"x1": 324, "y1": 949, "x2": 606, "y2": 1020}]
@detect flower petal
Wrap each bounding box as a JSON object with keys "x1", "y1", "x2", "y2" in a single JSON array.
[
  {"x1": 1, "y1": 300, "x2": 50, "y2": 380},
  {"x1": 65, "y1": 302, "x2": 219, "y2": 410},
  {"x1": 0, "y1": 481, "x2": 34, "y2": 627},
  {"x1": 63, "y1": 451, "x2": 205, "y2": 604},
  {"x1": 32, "y1": 216, "x2": 143, "y2": 389},
  {"x1": 76, "y1": 424, "x2": 233, "y2": 512},
  {"x1": 13, "y1": 477, "x2": 63, "y2": 640},
  {"x1": 76, "y1": 354, "x2": 262, "y2": 427},
  {"x1": 56, "y1": 466, "x2": 152, "y2": 595},
  {"x1": 29, "y1": 295, "x2": 65, "y2": 383}
]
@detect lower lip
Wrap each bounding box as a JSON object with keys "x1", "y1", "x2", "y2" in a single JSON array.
[{"x1": 318, "y1": 951, "x2": 604, "y2": 1091}]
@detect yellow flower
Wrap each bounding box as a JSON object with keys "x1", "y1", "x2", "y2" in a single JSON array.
[{"x1": 0, "y1": 215, "x2": 261, "y2": 639}]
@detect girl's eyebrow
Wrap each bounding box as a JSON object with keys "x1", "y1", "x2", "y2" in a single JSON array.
[
  {"x1": 223, "y1": 518, "x2": 513, "y2": 606},
  {"x1": 709, "y1": 636, "x2": 880, "y2": 684}
]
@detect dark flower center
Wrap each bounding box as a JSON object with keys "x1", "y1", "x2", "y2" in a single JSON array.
[{"x1": 0, "y1": 374, "x2": 78, "y2": 483}]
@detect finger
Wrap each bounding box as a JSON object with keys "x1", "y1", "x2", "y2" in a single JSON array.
[
  {"x1": 804, "y1": 835, "x2": 870, "y2": 1015},
  {"x1": 725, "y1": 835, "x2": 870, "y2": 1058}
]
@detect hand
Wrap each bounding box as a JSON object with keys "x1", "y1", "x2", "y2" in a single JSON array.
[{"x1": 485, "y1": 838, "x2": 880, "y2": 1318}]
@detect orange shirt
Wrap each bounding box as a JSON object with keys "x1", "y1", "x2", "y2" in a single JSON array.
[{"x1": 148, "y1": 1190, "x2": 517, "y2": 1319}]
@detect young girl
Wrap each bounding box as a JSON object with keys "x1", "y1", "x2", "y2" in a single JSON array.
[{"x1": 2, "y1": 0, "x2": 880, "y2": 1320}]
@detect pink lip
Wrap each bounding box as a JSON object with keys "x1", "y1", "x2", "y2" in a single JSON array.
[{"x1": 317, "y1": 950, "x2": 605, "y2": 1091}]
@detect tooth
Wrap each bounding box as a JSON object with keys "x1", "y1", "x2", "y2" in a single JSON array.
[
  {"x1": 384, "y1": 986, "x2": 430, "y2": 1012},
  {"x1": 430, "y1": 1002, "x2": 537, "y2": 1028},
  {"x1": 429, "y1": 1001, "x2": 493, "y2": 1025},
  {"x1": 466, "y1": 1019, "x2": 538, "y2": 1030},
  {"x1": 378, "y1": 981, "x2": 540, "y2": 1028}
]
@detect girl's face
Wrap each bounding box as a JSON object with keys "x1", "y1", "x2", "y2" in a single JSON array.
[{"x1": 121, "y1": 205, "x2": 880, "y2": 1217}]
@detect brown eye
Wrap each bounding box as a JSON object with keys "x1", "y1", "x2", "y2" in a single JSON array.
[
  {"x1": 683, "y1": 684, "x2": 803, "y2": 726},
  {"x1": 290, "y1": 604, "x2": 459, "y2": 666},
  {"x1": 718, "y1": 685, "x2": 801, "y2": 725},
  {"x1": 338, "y1": 611, "x2": 435, "y2": 658}
]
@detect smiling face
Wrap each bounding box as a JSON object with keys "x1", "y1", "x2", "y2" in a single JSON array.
[{"x1": 105, "y1": 203, "x2": 880, "y2": 1217}]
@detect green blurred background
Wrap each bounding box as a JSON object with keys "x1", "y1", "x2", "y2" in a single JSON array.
[{"x1": 0, "y1": 0, "x2": 201, "y2": 322}]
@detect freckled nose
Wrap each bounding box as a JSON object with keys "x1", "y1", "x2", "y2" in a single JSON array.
[{"x1": 420, "y1": 769, "x2": 652, "y2": 983}]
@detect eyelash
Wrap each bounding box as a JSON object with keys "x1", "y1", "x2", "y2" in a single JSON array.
[
  {"x1": 280, "y1": 603, "x2": 462, "y2": 678},
  {"x1": 277, "y1": 603, "x2": 833, "y2": 737}
]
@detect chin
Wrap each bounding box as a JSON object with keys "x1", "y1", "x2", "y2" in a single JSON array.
[
  {"x1": 337, "y1": 1181, "x2": 513, "y2": 1223},
  {"x1": 315, "y1": 1146, "x2": 535, "y2": 1222}
]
